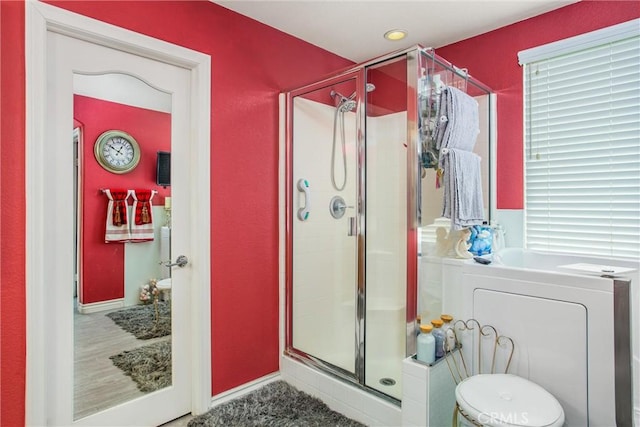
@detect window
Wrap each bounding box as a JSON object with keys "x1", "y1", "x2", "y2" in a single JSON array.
[{"x1": 519, "y1": 20, "x2": 640, "y2": 260}]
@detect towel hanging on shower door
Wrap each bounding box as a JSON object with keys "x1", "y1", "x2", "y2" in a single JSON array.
[
  {"x1": 441, "y1": 148, "x2": 484, "y2": 229},
  {"x1": 435, "y1": 86, "x2": 484, "y2": 230},
  {"x1": 104, "y1": 188, "x2": 132, "y2": 242}
]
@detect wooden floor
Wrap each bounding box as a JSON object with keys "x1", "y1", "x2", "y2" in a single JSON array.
[{"x1": 74, "y1": 304, "x2": 171, "y2": 420}]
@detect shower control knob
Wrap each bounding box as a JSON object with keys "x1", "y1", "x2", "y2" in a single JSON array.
[
  {"x1": 330, "y1": 196, "x2": 352, "y2": 219},
  {"x1": 166, "y1": 255, "x2": 188, "y2": 268}
]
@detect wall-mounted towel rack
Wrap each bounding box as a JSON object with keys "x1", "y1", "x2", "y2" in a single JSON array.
[{"x1": 99, "y1": 188, "x2": 158, "y2": 196}]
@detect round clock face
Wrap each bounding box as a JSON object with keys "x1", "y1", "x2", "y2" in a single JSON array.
[{"x1": 94, "y1": 130, "x2": 141, "y2": 174}]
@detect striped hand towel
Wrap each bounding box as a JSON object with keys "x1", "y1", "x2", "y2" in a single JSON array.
[
  {"x1": 130, "y1": 189, "x2": 155, "y2": 242},
  {"x1": 105, "y1": 189, "x2": 132, "y2": 242}
]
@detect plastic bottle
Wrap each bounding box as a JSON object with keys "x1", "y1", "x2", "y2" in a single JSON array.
[
  {"x1": 491, "y1": 221, "x2": 506, "y2": 254},
  {"x1": 431, "y1": 319, "x2": 446, "y2": 359},
  {"x1": 415, "y1": 315, "x2": 422, "y2": 336},
  {"x1": 417, "y1": 324, "x2": 436, "y2": 364},
  {"x1": 440, "y1": 314, "x2": 456, "y2": 351}
]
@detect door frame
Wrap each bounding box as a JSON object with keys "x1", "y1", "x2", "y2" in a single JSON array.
[{"x1": 25, "y1": 2, "x2": 211, "y2": 425}]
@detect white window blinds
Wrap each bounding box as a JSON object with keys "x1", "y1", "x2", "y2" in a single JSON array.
[{"x1": 522, "y1": 23, "x2": 640, "y2": 260}]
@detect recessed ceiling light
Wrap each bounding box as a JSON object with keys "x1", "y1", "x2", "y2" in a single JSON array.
[{"x1": 384, "y1": 29, "x2": 408, "y2": 41}]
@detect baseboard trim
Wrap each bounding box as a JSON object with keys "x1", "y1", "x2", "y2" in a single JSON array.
[
  {"x1": 77, "y1": 298, "x2": 125, "y2": 314},
  {"x1": 209, "y1": 373, "x2": 281, "y2": 408}
]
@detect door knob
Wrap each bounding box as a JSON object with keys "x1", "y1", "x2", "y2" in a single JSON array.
[{"x1": 165, "y1": 255, "x2": 188, "y2": 268}]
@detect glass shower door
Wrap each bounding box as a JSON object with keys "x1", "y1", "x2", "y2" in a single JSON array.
[{"x1": 288, "y1": 76, "x2": 360, "y2": 376}]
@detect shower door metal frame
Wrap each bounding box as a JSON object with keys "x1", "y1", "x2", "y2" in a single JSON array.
[
  {"x1": 285, "y1": 45, "x2": 495, "y2": 403},
  {"x1": 284, "y1": 46, "x2": 424, "y2": 401},
  {"x1": 285, "y1": 70, "x2": 366, "y2": 387},
  {"x1": 405, "y1": 49, "x2": 420, "y2": 357}
]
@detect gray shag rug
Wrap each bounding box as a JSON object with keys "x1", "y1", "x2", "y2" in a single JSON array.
[
  {"x1": 188, "y1": 381, "x2": 366, "y2": 427},
  {"x1": 109, "y1": 340, "x2": 172, "y2": 392},
  {"x1": 106, "y1": 301, "x2": 171, "y2": 339}
]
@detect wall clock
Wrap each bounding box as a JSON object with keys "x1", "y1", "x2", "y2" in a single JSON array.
[{"x1": 94, "y1": 130, "x2": 141, "y2": 174}]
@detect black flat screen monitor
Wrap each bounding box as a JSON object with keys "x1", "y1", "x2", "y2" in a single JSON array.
[{"x1": 156, "y1": 151, "x2": 171, "y2": 187}]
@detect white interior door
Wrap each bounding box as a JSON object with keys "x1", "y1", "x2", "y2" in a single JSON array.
[
  {"x1": 26, "y1": 3, "x2": 211, "y2": 426},
  {"x1": 49, "y1": 31, "x2": 190, "y2": 427}
]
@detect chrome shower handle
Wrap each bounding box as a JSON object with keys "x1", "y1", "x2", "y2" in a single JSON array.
[{"x1": 330, "y1": 196, "x2": 353, "y2": 219}]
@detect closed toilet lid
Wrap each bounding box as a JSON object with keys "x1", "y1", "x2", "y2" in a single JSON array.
[{"x1": 456, "y1": 374, "x2": 565, "y2": 427}]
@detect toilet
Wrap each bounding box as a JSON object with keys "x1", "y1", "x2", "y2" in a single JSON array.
[
  {"x1": 455, "y1": 374, "x2": 565, "y2": 427},
  {"x1": 156, "y1": 278, "x2": 172, "y2": 301}
]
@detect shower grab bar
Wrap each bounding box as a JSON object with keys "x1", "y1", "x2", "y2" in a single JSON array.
[{"x1": 297, "y1": 179, "x2": 311, "y2": 221}]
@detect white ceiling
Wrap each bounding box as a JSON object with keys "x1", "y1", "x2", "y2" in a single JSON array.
[{"x1": 215, "y1": 0, "x2": 577, "y2": 63}]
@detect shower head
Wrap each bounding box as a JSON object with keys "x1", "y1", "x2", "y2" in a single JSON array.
[
  {"x1": 330, "y1": 83, "x2": 374, "y2": 112},
  {"x1": 331, "y1": 89, "x2": 355, "y2": 112},
  {"x1": 338, "y1": 99, "x2": 356, "y2": 113},
  {"x1": 331, "y1": 83, "x2": 375, "y2": 102},
  {"x1": 330, "y1": 89, "x2": 349, "y2": 102}
]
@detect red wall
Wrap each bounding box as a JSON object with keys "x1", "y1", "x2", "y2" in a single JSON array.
[
  {"x1": 436, "y1": 0, "x2": 640, "y2": 209},
  {"x1": 47, "y1": 0, "x2": 353, "y2": 398},
  {"x1": 1, "y1": 1, "x2": 352, "y2": 423},
  {"x1": 367, "y1": 61, "x2": 407, "y2": 117},
  {"x1": 4, "y1": 1, "x2": 639, "y2": 424},
  {"x1": 0, "y1": 1, "x2": 26, "y2": 426},
  {"x1": 75, "y1": 95, "x2": 171, "y2": 304}
]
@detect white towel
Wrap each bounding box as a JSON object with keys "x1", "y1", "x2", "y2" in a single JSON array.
[
  {"x1": 104, "y1": 189, "x2": 132, "y2": 242},
  {"x1": 441, "y1": 149, "x2": 484, "y2": 230},
  {"x1": 130, "y1": 189, "x2": 155, "y2": 242},
  {"x1": 436, "y1": 86, "x2": 480, "y2": 154}
]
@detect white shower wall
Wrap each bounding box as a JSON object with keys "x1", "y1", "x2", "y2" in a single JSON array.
[
  {"x1": 292, "y1": 97, "x2": 358, "y2": 373},
  {"x1": 366, "y1": 111, "x2": 407, "y2": 304},
  {"x1": 291, "y1": 96, "x2": 408, "y2": 400},
  {"x1": 365, "y1": 111, "x2": 407, "y2": 400}
]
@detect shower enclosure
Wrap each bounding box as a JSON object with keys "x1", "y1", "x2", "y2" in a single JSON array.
[{"x1": 284, "y1": 46, "x2": 493, "y2": 401}]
